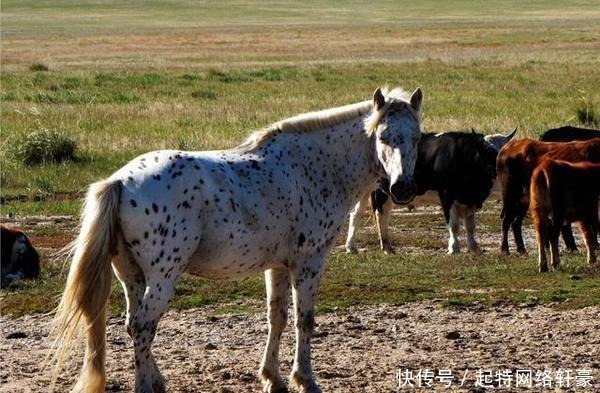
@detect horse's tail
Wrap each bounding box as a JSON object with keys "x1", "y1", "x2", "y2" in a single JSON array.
[{"x1": 49, "y1": 178, "x2": 122, "y2": 393}]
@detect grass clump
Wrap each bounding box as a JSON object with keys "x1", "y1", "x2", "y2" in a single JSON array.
[
  {"x1": 10, "y1": 127, "x2": 77, "y2": 166},
  {"x1": 191, "y1": 89, "x2": 217, "y2": 100},
  {"x1": 29, "y1": 62, "x2": 49, "y2": 72},
  {"x1": 575, "y1": 101, "x2": 599, "y2": 128}
]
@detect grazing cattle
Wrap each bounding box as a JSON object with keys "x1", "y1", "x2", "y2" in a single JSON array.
[
  {"x1": 345, "y1": 128, "x2": 517, "y2": 254},
  {"x1": 538, "y1": 126, "x2": 600, "y2": 251},
  {"x1": 1, "y1": 224, "x2": 40, "y2": 286},
  {"x1": 497, "y1": 138, "x2": 600, "y2": 255},
  {"x1": 530, "y1": 160, "x2": 600, "y2": 272},
  {"x1": 540, "y1": 126, "x2": 600, "y2": 142},
  {"x1": 50, "y1": 86, "x2": 423, "y2": 393}
]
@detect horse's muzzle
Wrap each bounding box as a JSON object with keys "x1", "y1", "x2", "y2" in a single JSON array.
[{"x1": 390, "y1": 177, "x2": 417, "y2": 204}]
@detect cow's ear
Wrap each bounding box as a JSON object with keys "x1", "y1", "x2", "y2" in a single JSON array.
[
  {"x1": 373, "y1": 88, "x2": 385, "y2": 110},
  {"x1": 410, "y1": 87, "x2": 423, "y2": 113},
  {"x1": 507, "y1": 127, "x2": 518, "y2": 141}
]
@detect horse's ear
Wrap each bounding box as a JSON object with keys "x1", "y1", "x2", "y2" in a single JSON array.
[
  {"x1": 506, "y1": 126, "x2": 518, "y2": 141},
  {"x1": 373, "y1": 87, "x2": 385, "y2": 110},
  {"x1": 410, "y1": 87, "x2": 423, "y2": 112}
]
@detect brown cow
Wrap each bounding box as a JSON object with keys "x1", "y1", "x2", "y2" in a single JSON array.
[
  {"x1": 530, "y1": 160, "x2": 600, "y2": 272},
  {"x1": 1, "y1": 224, "x2": 40, "y2": 286},
  {"x1": 497, "y1": 138, "x2": 600, "y2": 255}
]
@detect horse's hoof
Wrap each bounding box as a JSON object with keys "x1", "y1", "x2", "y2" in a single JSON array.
[
  {"x1": 382, "y1": 247, "x2": 395, "y2": 255},
  {"x1": 345, "y1": 247, "x2": 358, "y2": 254}
]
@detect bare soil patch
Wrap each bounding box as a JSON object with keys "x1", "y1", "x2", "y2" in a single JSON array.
[{"x1": 1, "y1": 301, "x2": 598, "y2": 392}]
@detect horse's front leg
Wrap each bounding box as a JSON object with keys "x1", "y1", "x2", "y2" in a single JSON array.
[
  {"x1": 345, "y1": 196, "x2": 367, "y2": 253},
  {"x1": 259, "y1": 268, "x2": 291, "y2": 393},
  {"x1": 290, "y1": 256, "x2": 325, "y2": 393}
]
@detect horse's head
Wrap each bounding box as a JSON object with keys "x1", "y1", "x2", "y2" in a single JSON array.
[{"x1": 370, "y1": 87, "x2": 423, "y2": 204}]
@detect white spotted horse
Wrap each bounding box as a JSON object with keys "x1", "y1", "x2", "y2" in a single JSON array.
[{"x1": 50, "y1": 86, "x2": 423, "y2": 393}]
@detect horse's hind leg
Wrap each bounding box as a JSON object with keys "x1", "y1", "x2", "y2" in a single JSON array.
[
  {"x1": 259, "y1": 268, "x2": 290, "y2": 393},
  {"x1": 127, "y1": 274, "x2": 180, "y2": 393},
  {"x1": 289, "y1": 256, "x2": 325, "y2": 393},
  {"x1": 113, "y1": 243, "x2": 175, "y2": 393}
]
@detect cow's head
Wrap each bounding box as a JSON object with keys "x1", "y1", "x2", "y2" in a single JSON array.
[{"x1": 484, "y1": 127, "x2": 517, "y2": 152}]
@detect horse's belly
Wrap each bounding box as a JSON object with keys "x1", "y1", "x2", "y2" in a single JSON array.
[{"x1": 185, "y1": 239, "x2": 286, "y2": 280}]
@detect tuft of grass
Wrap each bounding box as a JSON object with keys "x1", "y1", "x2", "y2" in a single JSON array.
[
  {"x1": 9, "y1": 127, "x2": 77, "y2": 166},
  {"x1": 575, "y1": 100, "x2": 599, "y2": 128},
  {"x1": 191, "y1": 89, "x2": 217, "y2": 100},
  {"x1": 29, "y1": 62, "x2": 49, "y2": 72}
]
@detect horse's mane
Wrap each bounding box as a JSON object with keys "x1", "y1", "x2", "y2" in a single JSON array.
[{"x1": 239, "y1": 87, "x2": 414, "y2": 150}]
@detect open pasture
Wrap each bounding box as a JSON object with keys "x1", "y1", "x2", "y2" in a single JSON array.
[{"x1": 1, "y1": 1, "x2": 600, "y2": 392}]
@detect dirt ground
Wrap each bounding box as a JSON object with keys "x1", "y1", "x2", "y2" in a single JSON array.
[{"x1": 1, "y1": 300, "x2": 599, "y2": 393}]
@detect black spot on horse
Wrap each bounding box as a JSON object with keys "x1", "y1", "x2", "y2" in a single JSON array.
[{"x1": 298, "y1": 233, "x2": 306, "y2": 248}]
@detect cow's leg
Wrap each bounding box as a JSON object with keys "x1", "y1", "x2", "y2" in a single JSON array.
[
  {"x1": 289, "y1": 256, "x2": 325, "y2": 393},
  {"x1": 532, "y1": 213, "x2": 549, "y2": 273},
  {"x1": 447, "y1": 203, "x2": 461, "y2": 254},
  {"x1": 579, "y1": 221, "x2": 598, "y2": 265},
  {"x1": 374, "y1": 194, "x2": 395, "y2": 254},
  {"x1": 464, "y1": 212, "x2": 481, "y2": 254},
  {"x1": 561, "y1": 224, "x2": 578, "y2": 252},
  {"x1": 548, "y1": 218, "x2": 563, "y2": 271},
  {"x1": 500, "y1": 207, "x2": 515, "y2": 255},
  {"x1": 512, "y1": 203, "x2": 528, "y2": 254},
  {"x1": 345, "y1": 196, "x2": 368, "y2": 253},
  {"x1": 259, "y1": 268, "x2": 290, "y2": 393}
]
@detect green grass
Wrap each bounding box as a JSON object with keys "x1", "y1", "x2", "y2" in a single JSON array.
[
  {"x1": 2, "y1": 245, "x2": 598, "y2": 318},
  {"x1": 2, "y1": 62, "x2": 599, "y2": 216}
]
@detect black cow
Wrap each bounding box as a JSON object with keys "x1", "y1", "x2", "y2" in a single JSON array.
[
  {"x1": 539, "y1": 126, "x2": 600, "y2": 252},
  {"x1": 1, "y1": 224, "x2": 40, "y2": 286},
  {"x1": 345, "y1": 129, "x2": 516, "y2": 254},
  {"x1": 540, "y1": 126, "x2": 600, "y2": 142}
]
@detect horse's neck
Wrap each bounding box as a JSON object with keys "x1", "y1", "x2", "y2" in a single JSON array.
[{"x1": 312, "y1": 116, "x2": 380, "y2": 207}]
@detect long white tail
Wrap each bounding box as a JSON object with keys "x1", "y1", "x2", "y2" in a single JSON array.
[{"x1": 49, "y1": 178, "x2": 122, "y2": 393}]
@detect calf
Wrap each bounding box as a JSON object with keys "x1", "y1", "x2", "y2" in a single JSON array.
[
  {"x1": 539, "y1": 126, "x2": 600, "y2": 251},
  {"x1": 345, "y1": 129, "x2": 516, "y2": 254},
  {"x1": 530, "y1": 160, "x2": 600, "y2": 272},
  {"x1": 497, "y1": 138, "x2": 600, "y2": 254},
  {"x1": 540, "y1": 126, "x2": 600, "y2": 142},
  {"x1": 1, "y1": 224, "x2": 40, "y2": 286}
]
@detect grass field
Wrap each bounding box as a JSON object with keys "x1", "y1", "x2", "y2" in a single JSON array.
[{"x1": 1, "y1": 1, "x2": 600, "y2": 316}]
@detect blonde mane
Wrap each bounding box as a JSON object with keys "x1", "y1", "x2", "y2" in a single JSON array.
[{"x1": 240, "y1": 87, "x2": 415, "y2": 150}]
